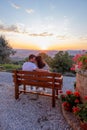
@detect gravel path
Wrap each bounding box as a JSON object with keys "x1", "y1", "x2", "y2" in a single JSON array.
[{"x1": 0, "y1": 72, "x2": 75, "y2": 130}]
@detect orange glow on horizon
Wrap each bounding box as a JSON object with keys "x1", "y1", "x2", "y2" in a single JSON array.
[{"x1": 9, "y1": 39, "x2": 87, "y2": 51}]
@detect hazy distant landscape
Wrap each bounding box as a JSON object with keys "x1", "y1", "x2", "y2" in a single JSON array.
[{"x1": 11, "y1": 49, "x2": 87, "y2": 61}]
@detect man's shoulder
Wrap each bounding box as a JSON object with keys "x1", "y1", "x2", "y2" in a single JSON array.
[
  {"x1": 23, "y1": 62, "x2": 28, "y2": 65},
  {"x1": 22, "y1": 61, "x2": 37, "y2": 71},
  {"x1": 23, "y1": 62, "x2": 32, "y2": 65},
  {"x1": 23, "y1": 62, "x2": 36, "y2": 67},
  {"x1": 28, "y1": 62, "x2": 36, "y2": 66}
]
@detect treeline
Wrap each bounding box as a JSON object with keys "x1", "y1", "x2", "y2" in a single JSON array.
[{"x1": 0, "y1": 35, "x2": 74, "y2": 74}]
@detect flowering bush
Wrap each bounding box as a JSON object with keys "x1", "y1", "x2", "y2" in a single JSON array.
[
  {"x1": 73, "y1": 96, "x2": 87, "y2": 122},
  {"x1": 71, "y1": 52, "x2": 87, "y2": 71},
  {"x1": 60, "y1": 90, "x2": 81, "y2": 112}
]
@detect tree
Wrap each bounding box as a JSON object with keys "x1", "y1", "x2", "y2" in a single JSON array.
[
  {"x1": 51, "y1": 51, "x2": 73, "y2": 73},
  {"x1": 0, "y1": 35, "x2": 16, "y2": 63}
]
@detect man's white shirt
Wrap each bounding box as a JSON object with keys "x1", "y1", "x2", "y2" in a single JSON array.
[{"x1": 22, "y1": 62, "x2": 37, "y2": 71}]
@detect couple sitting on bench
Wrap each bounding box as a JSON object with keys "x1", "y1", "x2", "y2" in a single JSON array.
[
  {"x1": 13, "y1": 54, "x2": 63, "y2": 107},
  {"x1": 22, "y1": 54, "x2": 49, "y2": 93}
]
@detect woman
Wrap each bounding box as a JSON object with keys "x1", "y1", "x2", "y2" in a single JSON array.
[
  {"x1": 36, "y1": 55, "x2": 50, "y2": 93},
  {"x1": 36, "y1": 55, "x2": 49, "y2": 71}
]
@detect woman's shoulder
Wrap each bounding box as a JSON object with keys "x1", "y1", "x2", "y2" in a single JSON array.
[{"x1": 43, "y1": 63, "x2": 50, "y2": 70}]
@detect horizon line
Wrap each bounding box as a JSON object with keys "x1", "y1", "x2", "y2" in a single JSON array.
[{"x1": 13, "y1": 48, "x2": 87, "y2": 51}]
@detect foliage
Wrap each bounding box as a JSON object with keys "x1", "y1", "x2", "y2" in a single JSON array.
[
  {"x1": 0, "y1": 64, "x2": 21, "y2": 71},
  {"x1": 51, "y1": 51, "x2": 73, "y2": 73},
  {"x1": 11, "y1": 60, "x2": 25, "y2": 66},
  {"x1": 60, "y1": 90, "x2": 81, "y2": 112},
  {"x1": 73, "y1": 96, "x2": 87, "y2": 122},
  {"x1": 71, "y1": 52, "x2": 87, "y2": 71},
  {"x1": 0, "y1": 35, "x2": 16, "y2": 64}
]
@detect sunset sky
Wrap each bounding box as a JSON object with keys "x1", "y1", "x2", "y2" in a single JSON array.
[{"x1": 0, "y1": 0, "x2": 87, "y2": 50}]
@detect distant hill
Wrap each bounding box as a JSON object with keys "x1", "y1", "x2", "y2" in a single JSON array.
[{"x1": 11, "y1": 49, "x2": 87, "y2": 61}]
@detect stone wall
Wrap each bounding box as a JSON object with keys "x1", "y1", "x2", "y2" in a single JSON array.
[{"x1": 76, "y1": 71, "x2": 87, "y2": 103}]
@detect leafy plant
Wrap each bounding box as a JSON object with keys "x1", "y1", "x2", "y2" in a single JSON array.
[
  {"x1": 71, "y1": 52, "x2": 87, "y2": 71},
  {"x1": 79, "y1": 54, "x2": 87, "y2": 70},
  {"x1": 73, "y1": 96, "x2": 87, "y2": 122},
  {"x1": 51, "y1": 51, "x2": 73, "y2": 73},
  {"x1": 60, "y1": 90, "x2": 81, "y2": 112}
]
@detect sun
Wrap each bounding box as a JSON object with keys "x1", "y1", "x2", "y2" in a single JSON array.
[{"x1": 40, "y1": 45, "x2": 48, "y2": 50}]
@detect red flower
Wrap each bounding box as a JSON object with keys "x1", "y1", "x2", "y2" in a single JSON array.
[
  {"x1": 78, "y1": 61, "x2": 82, "y2": 69},
  {"x1": 62, "y1": 102, "x2": 67, "y2": 107},
  {"x1": 62, "y1": 102, "x2": 70, "y2": 107},
  {"x1": 72, "y1": 54, "x2": 82, "y2": 62},
  {"x1": 72, "y1": 107, "x2": 80, "y2": 114},
  {"x1": 66, "y1": 90, "x2": 72, "y2": 95},
  {"x1": 75, "y1": 99, "x2": 79, "y2": 103},
  {"x1": 70, "y1": 67, "x2": 75, "y2": 71},
  {"x1": 62, "y1": 102, "x2": 71, "y2": 111},
  {"x1": 70, "y1": 64, "x2": 75, "y2": 71},
  {"x1": 84, "y1": 96, "x2": 87, "y2": 100},
  {"x1": 64, "y1": 107, "x2": 70, "y2": 111},
  {"x1": 66, "y1": 103, "x2": 70, "y2": 107},
  {"x1": 74, "y1": 91, "x2": 80, "y2": 97}
]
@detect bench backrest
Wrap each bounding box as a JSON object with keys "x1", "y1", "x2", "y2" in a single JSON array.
[{"x1": 13, "y1": 70, "x2": 63, "y2": 89}]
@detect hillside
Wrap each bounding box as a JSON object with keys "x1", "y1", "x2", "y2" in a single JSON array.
[{"x1": 11, "y1": 49, "x2": 87, "y2": 61}]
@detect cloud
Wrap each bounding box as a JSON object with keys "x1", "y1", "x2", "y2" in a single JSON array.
[
  {"x1": 0, "y1": 23, "x2": 32, "y2": 34},
  {"x1": 0, "y1": 22, "x2": 29, "y2": 34},
  {"x1": 7, "y1": 25, "x2": 19, "y2": 32},
  {"x1": 11, "y1": 3, "x2": 21, "y2": 9},
  {"x1": 29, "y1": 32, "x2": 53, "y2": 37},
  {"x1": 0, "y1": 24, "x2": 19, "y2": 33},
  {"x1": 56, "y1": 35, "x2": 68, "y2": 40},
  {"x1": 26, "y1": 9, "x2": 34, "y2": 14},
  {"x1": 16, "y1": 23, "x2": 26, "y2": 33},
  {"x1": 0, "y1": 23, "x2": 53, "y2": 37},
  {"x1": 79, "y1": 36, "x2": 87, "y2": 41}
]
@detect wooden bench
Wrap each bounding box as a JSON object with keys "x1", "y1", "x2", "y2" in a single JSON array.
[{"x1": 13, "y1": 70, "x2": 63, "y2": 107}]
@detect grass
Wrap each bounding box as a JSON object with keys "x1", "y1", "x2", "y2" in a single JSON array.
[{"x1": 0, "y1": 64, "x2": 21, "y2": 71}]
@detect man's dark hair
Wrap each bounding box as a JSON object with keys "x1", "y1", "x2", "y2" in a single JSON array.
[{"x1": 29, "y1": 54, "x2": 36, "y2": 60}]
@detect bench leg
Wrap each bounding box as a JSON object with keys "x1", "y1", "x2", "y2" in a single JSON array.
[
  {"x1": 23, "y1": 85, "x2": 26, "y2": 93},
  {"x1": 15, "y1": 84, "x2": 19, "y2": 99},
  {"x1": 56, "y1": 90, "x2": 58, "y2": 96},
  {"x1": 55, "y1": 89, "x2": 58, "y2": 99},
  {"x1": 52, "y1": 88, "x2": 55, "y2": 107}
]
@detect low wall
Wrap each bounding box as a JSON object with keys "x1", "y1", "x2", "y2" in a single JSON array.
[{"x1": 76, "y1": 71, "x2": 87, "y2": 102}]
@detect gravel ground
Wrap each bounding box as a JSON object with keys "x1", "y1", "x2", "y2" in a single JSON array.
[{"x1": 0, "y1": 72, "x2": 75, "y2": 130}]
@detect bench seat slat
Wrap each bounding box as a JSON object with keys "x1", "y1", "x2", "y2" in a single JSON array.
[
  {"x1": 13, "y1": 70, "x2": 61, "y2": 77},
  {"x1": 17, "y1": 80, "x2": 53, "y2": 88},
  {"x1": 14, "y1": 75, "x2": 53, "y2": 82}
]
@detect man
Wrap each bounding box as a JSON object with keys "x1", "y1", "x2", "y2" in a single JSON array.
[
  {"x1": 22, "y1": 54, "x2": 37, "y2": 71},
  {"x1": 22, "y1": 54, "x2": 37, "y2": 92}
]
